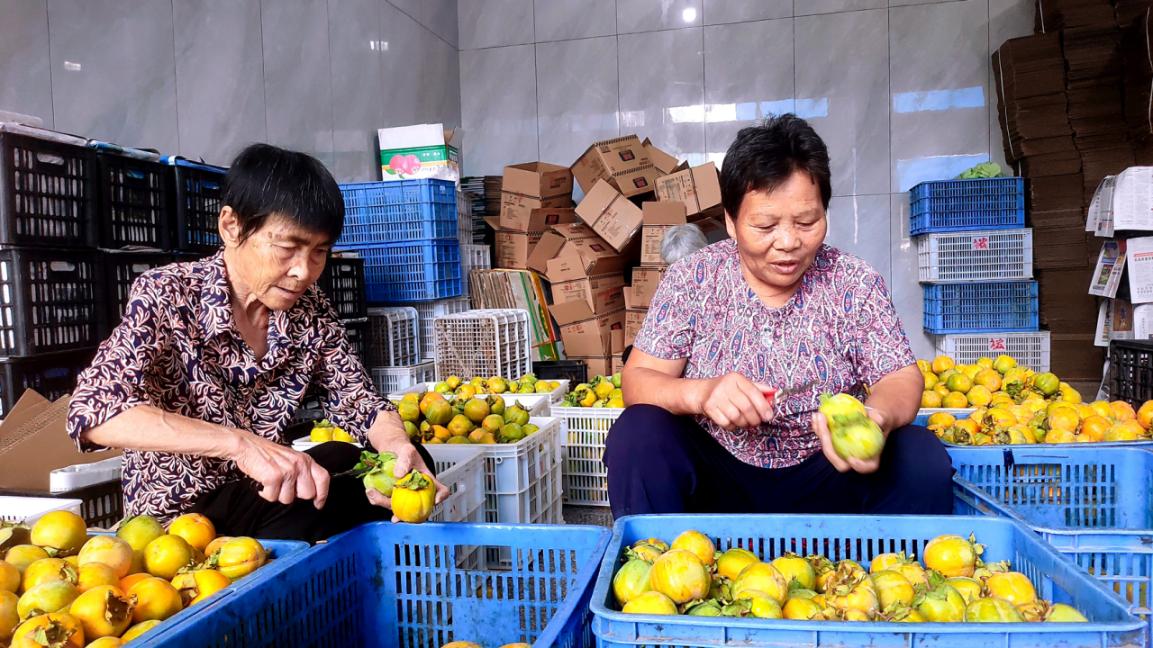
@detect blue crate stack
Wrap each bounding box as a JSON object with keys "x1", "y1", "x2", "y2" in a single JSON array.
[
  {"x1": 334, "y1": 179, "x2": 463, "y2": 304},
  {"x1": 912, "y1": 177, "x2": 1041, "y2": 341}
]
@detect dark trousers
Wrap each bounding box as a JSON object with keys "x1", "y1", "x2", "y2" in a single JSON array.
[
  {"x1": 189, "y1": 441, "x2": 436, "y2": 543},
  {"x1": 603, "y1": 404, "x2": 954, "y2": 518}
]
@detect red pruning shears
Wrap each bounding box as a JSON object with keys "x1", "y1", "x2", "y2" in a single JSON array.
[{"x1": 762, "y1": 380, "x2": 819, "y2": 407}]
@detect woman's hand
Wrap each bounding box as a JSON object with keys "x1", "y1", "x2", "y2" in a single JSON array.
[
  {"x1": 364, "y1": 439, "x2": 450, "y2": 522},
  {"x1": 230, "y1": 430, "x2": 332, "y2": 508},
  {"x1": 693, "y1": 373, "x2": 775, "y2": 430},
  {"x1": 812, "y1": 408, "x2": 889, "y2": 474}
]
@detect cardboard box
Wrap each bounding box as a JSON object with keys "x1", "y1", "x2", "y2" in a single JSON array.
[
  {"x1": 0, "y1": 391, "x2": 121, "y2": 491},
  {"x1": 551, "y1": 273, "x2": 626, "y2": 314},
  {"x1": 1033, "y1": 226, "x2": 1097, "y2": 270},
  {"x1": 630, "y1": 267, "x2": 666, "y2": 308},
  {"x1": 1049, "y1": 333, "x2": 1106, "y2": 382},
  {"x1": 378, "y1": 123, "x2": 460, "y2": 182},
  {"x1": 546, "y1": 226, "x2": 627, "y2": 283},
  {"x1": 497, "y1": 204, "x2": 577, "y2": 235},
  {"x1": 611, "y1": 354, "x2": 625, "y2": 375},
  {"x1": 611, "y1": 329, "x2": 625, "y2": 355},
  {"x1": 528, "y1": 222, "x2": 601, "y2": 275},
  {"x1": 655, "y1": 162, "x2": 723, "y2": 218},
  {"x1": 551, "y1": 300, "x2": 625, "y2": 357},
  {"x1": 625, "y1": 308, "x2": 648, "y2": 346},
  {"x1": 1038, "y1": 267, "x2": 1100, "y2": 333},
  {"x1": 502, "y1": 161, "x2": 573, "y2": 199},
  {"x1": 469, "y1": 269, "x2": 561, "y2": 361},
  {"x1": 642, "y1": 138, "x2": 683, "y2": 175},
  {"x1": 575, "y1": 180, "x2": 645, "y2": 253},
  {"x1": 494, "y1": 230, "x2": 544, "y2": 269},
  {"x1": 570, "y1": 356, "x2": 614, "y2": 378},
  {"x1": 499, "y1": 193, "x2": 573, "y2": 232},
  {"x1": 571, "y1": 135, "x2": 661, "y2": 197},
  {"x1": 640, "y1": 202, "x2": 688, "y2": 265}
]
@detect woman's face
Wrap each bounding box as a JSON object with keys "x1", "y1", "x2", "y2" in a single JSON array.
[
  {"x1": 725, "y1": 169, "x2": 827, "y2": 297},
  {"x1": 222, "y1": 211, "x2": 332, "y2": 311}
]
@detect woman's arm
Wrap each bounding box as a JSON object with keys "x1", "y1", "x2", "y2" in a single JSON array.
[
  {"x1": 84, "y1": 406, "x2": 332, "y2": 508},
  {"x1": 863, "y1": 364, "x2": 924, "y2": 432},
  {"x1": 623, "y1": 349, "x2": 775, "y2": 430}
]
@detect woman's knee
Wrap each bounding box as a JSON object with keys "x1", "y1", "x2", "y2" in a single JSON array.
[
  {"x1": 886, "y1": 426, "x2": 954, "y2": 491},
  {"x1": 604, "y1": 404, "x2": 694, "y2": 468}
]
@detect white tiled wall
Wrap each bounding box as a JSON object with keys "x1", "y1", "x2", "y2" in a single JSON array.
[
  {"x1": 0, "y1": 0, "x2": 460, "y2": 181},
  {"x1": 458, "y1": 0, "x2": 1035, "y2": 357}
]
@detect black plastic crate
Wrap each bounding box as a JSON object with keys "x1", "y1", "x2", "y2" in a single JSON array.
[
  {"x1": 0, "y1": 248, "x2": 105, "y2": 356},
  {"x1": 103, "y1": 251, "x2": 183, "y2": 326},
  {"x1": 0, "y1": 480, "x2": 124, "y2": 529},
  {"x1": 95, "y1": 153, "x2": 170, "y2": 249},
  {"x1": 0, "y1": 132, "x2": 95, "y2": 248},
  {"x1": 318, "y1": 256, "x2": 367, "y2": 319},
  {"x1": 0, "y1": 347, "x2": 96, "y2": 418},
  {"x1": 171, "y1": 159, "x2": 226, "y2": 252},
  {"x1": 1109, "y1": 339, "x2": 1153, "y2": 406},
  {"x1": 343, "y1": 317, "x2": 368, "y2": 366},
  {"x1": 533, "y1": 359, "x2": 588, "y2": 384}
]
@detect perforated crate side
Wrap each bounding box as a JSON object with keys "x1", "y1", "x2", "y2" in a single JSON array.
[
  {"x1": 433, "y1": 309, "x2": 531, "y2": 380},
  {"x1": 555, "y1": 405, "x2": 623, "y2": 507},
  {"x1": 96, "y1": 153, "x2": 170, "y2": 249},
  {"x1": 411, "y1": 297, "x2": 470, "y2": 360},
  {"x1": 0, "y1": 348, "x2": 97, "y2": 418},
  {"x1": 170, "y1": 159, "x2": 225, "y2": 252},
  {"x1": 317, "y1": 256, "x2": 367, "y2": 319},
  {"x1": 934, "y1": 331, "x2": 1050, "y2": 371},
  {"x1": 1109, "y1": 340, "x2": 1153, "y2": 407},
  {"x1": 365, "y1": 306, "x2": 419, "y2": 367},
  {"x1": 916, "y1": 228, "x2": 1034, "y2": 283},
  {"x1": 342, "y1": 240, "x2": 463, "y2": 303},
  {"x1": 0, "y1": 132, "x2": 95, "y2": 248},
  {"x1": 909, "y1": 177, "x2": 1026, "y2": 235},
  {"x1": 0, "y1": 249, "x2": 105, "y2": 356},
  {"x1": 370, "y1": 362, "x2": 435, "y2": 396},
  {"x1": 923, "y1": 281, "x2": 1039, "y2": 334}
]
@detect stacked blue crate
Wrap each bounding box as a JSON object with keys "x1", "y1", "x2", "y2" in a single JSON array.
[{"x1": 335, "y1": 179, "x2": 463, "y2": 303}]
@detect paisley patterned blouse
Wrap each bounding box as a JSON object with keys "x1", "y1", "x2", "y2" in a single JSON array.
[
  {"x1": 66, "y1": 252, "x2": 391, "y2": 521},
  {"x1": 634, "y1": 240, "x2": 915, "y2": 469}
]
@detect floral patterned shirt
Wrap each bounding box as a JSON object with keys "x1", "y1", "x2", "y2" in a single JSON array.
[
  {"x1": 634, "y1": 240, "x2": 915, "y2": 468},
  {"x1": 67, "y1": 252, "x2": 391, "y2": 521}
]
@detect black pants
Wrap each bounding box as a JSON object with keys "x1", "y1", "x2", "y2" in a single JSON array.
[
  {"x1": 603, "y1": 404, "x2": 954, "y2": 518},
  {"x1": 189, "y1": 441, "x2": 436, "y2": 543}
]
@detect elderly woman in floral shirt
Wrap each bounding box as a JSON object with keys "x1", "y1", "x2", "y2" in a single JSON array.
[
  {"x1": 605, "y1": 115, "x2": 952, "y2": 517},
  {"x1": 67, "y1": 144, "x2": 445, "y2": 541}
]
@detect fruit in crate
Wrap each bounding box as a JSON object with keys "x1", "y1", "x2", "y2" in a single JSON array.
[
  {"x1": 562, "y1": 374, "x2": 624, "y2": 408},
  {"x1": 395, "y1": 392, "x2": 539, "y2": 445},
  {"x1": 431, "y1": 373, "x2": 562, "y2": 397},
  {"x1": 917, "y1": 355, "x2": 1081, "y2": 410},
  {"x1": 309, "y1": 419, "x2": 355, "y2": 443},
  {"x1": 927, "y1": 397, "x2": 1153, "y2": 446},
  {"x1": 613, "y1": 529, "x2": 1086, "y2": 623}
]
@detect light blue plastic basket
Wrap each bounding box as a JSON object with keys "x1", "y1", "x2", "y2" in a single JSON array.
[
  {"x1": 951, "y1": 446, "x2": 1153, "y2": 644},
  {"x1": 590, "y1": 514, "x2": 1144, "y2": 648},
  {"x1": 136, "y1": 521, "x2": 610, "y2": 648}
]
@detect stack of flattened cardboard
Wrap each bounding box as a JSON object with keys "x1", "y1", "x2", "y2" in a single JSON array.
[
  {"x1": 490, "y1": 162, "x2": 575, "y2": 269},
  {"x1": 1122, "y1": 8, "x2": 1153, "y2": 159},
  {"x1": 0, "y1": 391, "x2": 120, "y2": 492},
  {"x1": 468, "y1": 268, "x2": 562, "y2": 361}
]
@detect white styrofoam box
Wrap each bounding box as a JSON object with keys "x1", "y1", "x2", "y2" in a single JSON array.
[
  {"x1": 371, "y1": 362, "x2": 436, "y2": 397},
  {"x1": 411, "y1": 297, "x2": 470, "y2": 360},
  {"x1": 50, "y1": 457, "x2": 122, "y2": 493},
  {"x1": 916, "y1": 228, "x2": 1033, "y2": 283},
  {"x1": 425, "y1": 416, "x2": 562, "y2": 524},
  {"x1": 552, "y1": 405, "x2": 624, "y2": 507},
  {"x1": 366, "y1": 306, "x2": 419, "y2": 367},
  {"x1": 386, "y1": 380, "x2": 569, "y2": 414},
  {"x1": 433, "y1": 309, "x2": 531, "y2": 381},
  {"x1": 0, "y1": 496, "x2": 84, "y2": 525},
  {"x1": 932, "y1": 330, "x2": 1051, "y2": 372}
]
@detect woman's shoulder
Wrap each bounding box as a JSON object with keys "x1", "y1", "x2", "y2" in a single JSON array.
[
  {"x1": 813, "y1": 245, "x2": 889, "y2": 295},
  {"x1": 665, "y1": 239, "x2": 738, "y2": 282}
]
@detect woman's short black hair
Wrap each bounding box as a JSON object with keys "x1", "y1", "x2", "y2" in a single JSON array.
[
  {"x1": 222, "y1": 143, "x2": 344, "y2": 244},
  {"x1": 720, "y1": 114, "x2": 832, "y2": 219}
]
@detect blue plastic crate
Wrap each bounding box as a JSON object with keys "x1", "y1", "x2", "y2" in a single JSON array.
[
  {"x1": 339, "y1": 179, "x2": 458, "y2": 245},
  {"x1": 910, "y1": 177, "x2": 1025, "y2": 236},
  {"x1": 923, "y1": 280, "x2": 1039, "y2": 334},
  {"x1": 590, "y1": 514, "x2": 1144, "y2": 648},
  {"x1": 339, "y1": 240, "x2": 463, "y2": 303},
  {"x1": 950, "y1": 446, "x2": 1153, "y2": 642},
  {"x1": 136, "y1": 522, "x2": 611, "y2": 648}
]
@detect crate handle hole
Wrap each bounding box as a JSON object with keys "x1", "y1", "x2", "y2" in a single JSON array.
[
  {"x1": 35, "y1": 153, "x2": 65, "y2": 166},
  {"x1": 48, "y1": 262, "x2": 77, "y2": 273}
]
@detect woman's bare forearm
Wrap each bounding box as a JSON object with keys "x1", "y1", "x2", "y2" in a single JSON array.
[{"x1": 82, "y1": 405, "x2": 242, "y2": 460}]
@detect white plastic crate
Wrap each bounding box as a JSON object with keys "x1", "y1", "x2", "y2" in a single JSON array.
[
  {"x1": 425, "y1": 416, "x2": 563, "y2": 524},
  {"x1": 386, "y1": 380, "x2": 569, "y2": 414},
  {"x1": 461, "y1": 243, "x2": 491, "y2": 277},
  {"x1": 0, "y1": 496, "x2": 84, "y2": 525},
  {"x1": 428, "y1": 445, "x2": 485, "y2": 524},
  {"x1": 553, "y1": 405, "x2": 624, "y2": 507},
  {"x1": 411, "y1": 296, "x2": 470, "y2": 360},
  {"x1": 365, "y1": 306, "x2": 419, "y2": 366},
  {"x1": 433, "y1": 309, "x2": 532, "y2": 381},
  {"x1": 916, "y1": 228, "x2": 1034, "y2": 282},
  {"x1": 933, "y1": 330, "x2": 1051, "y2": 371},
  {"x1": 370, "y1": 361, "x2": 435, "y2": 396}
]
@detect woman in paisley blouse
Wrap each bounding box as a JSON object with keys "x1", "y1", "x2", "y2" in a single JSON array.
[
  {"x1": 67, "y1": 144, "x2": 445, "y2": 541},
  {"x1": 604, "y1": 115, "x2": 952, "y2": 518}
]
